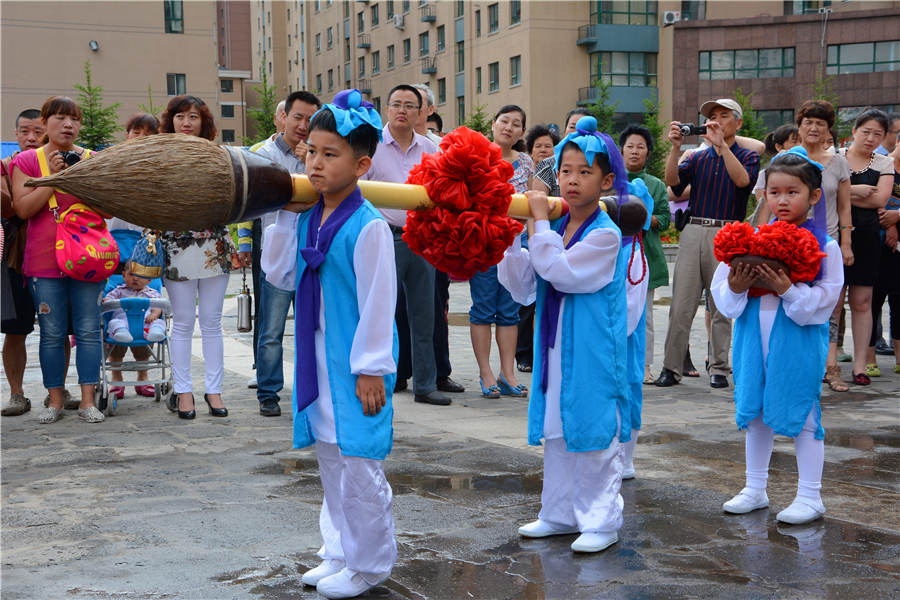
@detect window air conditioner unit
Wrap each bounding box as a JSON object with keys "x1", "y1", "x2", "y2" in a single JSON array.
[
  {"x1": 663, "y1": 11, "x2": 681, "y2": 25},
  {"x1": 393, "y1": 14, "x2": 405, "y2": 29}
]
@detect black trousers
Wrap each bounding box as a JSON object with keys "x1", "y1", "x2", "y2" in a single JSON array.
[{"x1": 396, "y1": 269, "x2": 452, "y2": 381}]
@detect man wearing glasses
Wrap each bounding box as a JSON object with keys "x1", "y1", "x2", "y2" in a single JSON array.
[{"x1": 363, "y1": 85, "x2": 450, "y2": 406}]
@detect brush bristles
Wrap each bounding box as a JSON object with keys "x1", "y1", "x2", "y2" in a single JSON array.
[{"x1": 26, "y1": 134, "x2": 235, "y2": 231}]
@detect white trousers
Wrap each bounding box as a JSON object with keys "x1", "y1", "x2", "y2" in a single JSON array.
[
  {"x1": 538, "y1": 438, "x2": 624, "y2": 533},
  {"x1": 744, "y1": 410, "x2": 824, "y2": 502},
  {"x1": 164, "y1": 275, "x2": 228, "y2": 394},
  {"x1": 645, "y1": 288, "x2": 655, "y2": 367},
  {"x1": 622, "y1": 432, "x2": 639, "y2": 472},
  {"x1": 316, "y1": 442, "x2": 396, "y2": 583}
]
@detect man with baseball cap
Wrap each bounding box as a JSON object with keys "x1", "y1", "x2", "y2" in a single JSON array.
[{"x1": 655, "y1": 98, "x2": 760, "y2": 389}]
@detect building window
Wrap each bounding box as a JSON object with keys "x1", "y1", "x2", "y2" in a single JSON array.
[
  {"x1": 591, "y1": 0, "x2": 658, "y2": 25},
  {"x1": 359, "y1": 56, "x2": 366, "y2": 77},
  {"x1": 288, "y1": 34, "x2": 292, "y2": 47},
  {"x1": 457, "y1": 96, "x2": 465, "y2": 126},
  {"x1": 166, "y1": 73, "x2": 186, "y2": 95},
  {"x1": 785, "y1": 1, "x2": 831, "y2": 16},
  {"x1": 403, "y1": 0, "x2": 410, "y2": 13},
  {"x1": 437, "y1": 25, "x2": 445, "y2": 51},
  {"x1": 358, "y1": 11, "x2": 364, "y2": 31},
  {"x1": 222, "y1": 129, "x2": 235, "y2": 143},
  {"x1": 510, "y1": 55, "x2": 521, "y2": 86},
  {"x1": 403, "y1": 38, "x2": 411, "y2": 63},
  {"x1": 475, "y1": 10, "x2": 481, "y2": 37},
  {"x1": 488, "y1": 3, "x2": 499, "y2": 33},
  {"x1": 699, "y1": 47, "x2": 794, "y2": 80},
  {"x1": 456, "y1": 0, "x2": 464, "y2": 17},
  {"x1": 164, "y1": 0, "x2": 184, "y2": 33},
  {"x1": 221, "y1": 79, "x2": 234, "y2": 93},
  {"x1": 372, "y1": 50, "x2": 381, "y2": 74},
  {"x1": 438, "y1": 77, "x2": 446, "y2": 104},
  {"x1": 756, "y1": 109, "x2": 796, "y2": 131},
  {"x1": 476, "y1": 66, "x2": 482, "y2": 93},
  {"x1": 373, "y1": 96, "x2": 381, "y2": 114},
  {"x1": 419, "y1": 31, "x2": 429, "y2": 56},
  {"x1": 344, "y1": 0, "x2": 350, "y2": 17},
  {"x1": 827, "y1": 41, "x2": 900, "y2": 75},
  {"x1": 488, "y1": 62, "x2": 499, "y2": 92},
  {"x1": 456, "y1": 41, "x2": 464, "y2": 72},
  {"x1": 221, "y1": 104, "x2": 235, "y2": 118},
  {"x1": 316, "y1": 73, "x2": 322, "y2": 92},
  {"x1": 388, "y1": 44, "x2": 395, "y2": 68},
  {"x1": 371, "y1": 4, "x2": 379, "y2": 26},
  {"x1": 345, "y1": 38, "x2": 351, "y2": 60},
  {"x1": 327, "y1": 27, "x2": 333, "y2": 48},
  {"x1": 328, "y1": 69, "x2": 334, "y2": 90},
  {"x1": 387, "y1": 0, "x2": 394, "y2": 19},
  {"x1": 510, "y1": 0, "x2": 521, "y2": 24},
  {"x1": 316, "y1": 33, "x2": 321, "y2": 53},
  {"x1": 592, "y1": 51, "x2": 657, "y2": 86}
]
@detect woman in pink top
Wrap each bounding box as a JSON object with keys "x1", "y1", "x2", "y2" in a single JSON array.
[{"x1": 9, "y1": 96, "x2": 106, "y2": 424}]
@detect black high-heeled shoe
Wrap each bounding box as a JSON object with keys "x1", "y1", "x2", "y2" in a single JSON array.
[
  {"x1": 204, "y1": 393, "x2": 228, "y2": 417},
  {"x1": 177, "y1": 394, "x2": 196, "y2": 420}
]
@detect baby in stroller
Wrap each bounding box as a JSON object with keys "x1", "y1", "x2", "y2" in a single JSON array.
[{"x1": 105, "y1": 263, "x2": 166, "y2": 344}]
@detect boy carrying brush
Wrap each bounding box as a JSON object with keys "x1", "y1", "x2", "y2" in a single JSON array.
[{"x1": 261, "y1": 89, "x2": 398, "y2": 599}]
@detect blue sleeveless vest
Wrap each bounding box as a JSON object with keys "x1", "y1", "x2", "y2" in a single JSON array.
[
  {"x1": 732, "y1": 296, "x2": 827, "y2": 439},
  {"x1": 529, "y1": 211, "x2": 629, "y2": 451},
  {"x1": 292, "y1": 199, "x2": 399, "y2": 459}
]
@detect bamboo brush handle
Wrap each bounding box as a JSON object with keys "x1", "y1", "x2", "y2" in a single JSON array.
[{"x1": 290, "y1": 174, "x2": 576, "y2": 220}]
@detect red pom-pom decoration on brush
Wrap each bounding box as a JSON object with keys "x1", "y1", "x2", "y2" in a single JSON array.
[
  {"x1": 714, "y1": 221, "x2": 827, "y2": 296},
  {"x1": 403, "y1": 127, "x2": 524, "y2": 279}
]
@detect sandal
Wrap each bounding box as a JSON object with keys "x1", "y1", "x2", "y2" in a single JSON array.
[
  {"x1": 825, "y1": 365, "x2": 848, "y2": 392},
  {"x1": 135, "y1": 385, "x2": 155, "y2": 397},
  {"x1": 479, "y1": 378, "x2": 501, "y2": 399},
  {"x1": 852, "y1": 372, "x2": 871, "y2": 386},
  {"x1": 109, "y1": 386, "x2": 125, "y2": 400},
  {"x1": 864, "y1": 363, "x2": 881, "y2": 377},
  {"x1": 497, "y1": 374, "x2": 527, "y2": 397}
]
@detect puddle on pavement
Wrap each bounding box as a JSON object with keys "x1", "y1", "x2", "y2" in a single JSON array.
[
  {"x1": 638, "y1": 431, "x2": 691, "y2": 445},
  {"x1": 213, "y1": 565, "x2": 292, "y2": 585},
  {"x1": 825, "y1": 427, "x2": 900, "y2": 450}
]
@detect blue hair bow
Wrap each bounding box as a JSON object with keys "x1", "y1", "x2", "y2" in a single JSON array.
[
  {"x1": 554, "y1": 116, "x2": 631, "y2": 207},
  {"x1": 773, "y1": 145, "x2": 824, "y2": 171},
  {"x1": 320, "y1": 89, "x2": 383, "y2": 141}
]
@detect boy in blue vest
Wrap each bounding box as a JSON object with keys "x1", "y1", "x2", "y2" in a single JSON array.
[
  {"x1": 498, "y1": 116, "x2": 631, "y2": 553},
  {"x1": 261, "y1": 89, "x2": 398, "y2": 599}
]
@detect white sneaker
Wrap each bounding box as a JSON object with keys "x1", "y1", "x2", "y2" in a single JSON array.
[
  {"x1": 112, "y1": 328, "x2": 133, "y2": 343},
  {"x1": 622, "y1": 466, "x2": 636, "y2": 480},
  {"x1": 723, "y1": 487, "x2": 769, "y2": 514},
  {"x1": 776, "y1": 497, "x2": 825, "y2": 525},
  {"x1": 301, "y1": 559, "x2": 345, "y2": 587},
  {"x1": 518, "y1": 519, "x2": 579, "y2": 538},
  {"x1": 247, "y1": 376, "x2": 257, "y2": 389},
  {"x1": 316, "y1": 567, "x2": 388, "y2": 599},
  {"x1": 571, "y1": 531, "x2": 618, "y2": 553}
]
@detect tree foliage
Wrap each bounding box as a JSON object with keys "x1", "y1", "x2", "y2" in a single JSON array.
[
  {"x1": 641, "y1": 97, "x2": 668, "y2": 180},
  {"x1": 587, "y1": 76, "x2": 618, "y2": 135},
  {"x1": 809, "y1": 72, "x2": 850, "y2": 141},
  {"x1": 137, "y1": 85, "x2": 164, "y2": 118},
  {"x1": 73, "y1": 61, "x2": 121, "y2": 149},
  {"x1": 733, "y1": 88, "x2": 767, "y2": 141},
  {"x1": 243, "y1": 58, "x2": 279, "y2": 145},
  {"x1": 463, "y1": 103, "x2": 492, "y2": 137}
]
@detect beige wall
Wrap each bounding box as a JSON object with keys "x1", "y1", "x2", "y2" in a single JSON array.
[
  {"x1": 2, "y1": 1, "x2": 220, "y2": 142},
  {"x1": 250, "y1": 0, "x2": 305, "y2": 100}
]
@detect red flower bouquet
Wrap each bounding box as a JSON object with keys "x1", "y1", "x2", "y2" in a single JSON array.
[
  {"x1": 402, "y1": 127, "x2": 523, "y2": 279},
  {"x1": 713, "y1": 221, "x2": 827, "y2": 296}
]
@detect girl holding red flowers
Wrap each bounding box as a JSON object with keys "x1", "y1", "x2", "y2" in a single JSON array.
[
  {"x1": 468, "y1": 105, "x2": 533, "y2": 398},
  {"x1": 711, "y1": 150, "x2": 843, "y2": 525}
]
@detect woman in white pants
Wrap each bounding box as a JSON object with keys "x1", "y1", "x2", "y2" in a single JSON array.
[{"x1": 159, "y1": 95, "x2": 251, "y2": 419}]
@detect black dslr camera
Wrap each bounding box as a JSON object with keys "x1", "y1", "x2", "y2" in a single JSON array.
[
  {"x1": 58, "y1": 150, "x2": 81, "y2": 167},
  {"x1": 678, "y1": 123, "x2": 707, "y2": 137}
]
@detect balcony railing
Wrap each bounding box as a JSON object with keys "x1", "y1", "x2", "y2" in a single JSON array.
[
  {"x1": 357, "y1": 33, "x2": 370, "y2": 49},
  {"x1": 578, "y1": 86, "x2": 599, "y2": 103},
  {"x1": 358, "y1": 78, "x2": 372, "y2": 94},
  {"x1": 421, "y1": 56, "x2": 437, "y2": 74},
  {"x1": 420, "y1": 4, "x2": 436, "y2": 22},
  {"x1": 576, "y1": 24, "x2": 600, "y2": 45}
]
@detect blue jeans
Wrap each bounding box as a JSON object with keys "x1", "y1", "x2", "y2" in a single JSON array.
[
  {"x1": 468, "y1": 266, "x2": 521, "y2": 326},
  {"x1": 256, "y1": 275, "x2": 295, "y2": 403},
  {"x1": 30, "y1": 276, "x2": 104, "y2": 389}
]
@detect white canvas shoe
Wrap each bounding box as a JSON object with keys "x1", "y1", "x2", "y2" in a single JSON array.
[
  {"x1": 776, "y1": 497, "x2": 825, "y2": 525},
  {"x1": 621, "y1": 466, "x2": 636, "y2": 480},
  {"x1": 518, "y1": 519, "x2": 580, "y2": 538},
  {"x1": 316, "y1": 567, "x2": 388, "y2": 599},
  {"x1": 723, "y1": 487, "x2": 769, "y2": 514},
  {"x1": 571, "y1": 531, "x2": 618, "y2": 553},
  {"x1": 300, "y1": 559, "x2": 345, "y2": 587}
]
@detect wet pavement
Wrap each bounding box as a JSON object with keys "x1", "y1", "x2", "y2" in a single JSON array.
[{"x1": 2, "y1": 274, "x2": 898, "y2": 599}]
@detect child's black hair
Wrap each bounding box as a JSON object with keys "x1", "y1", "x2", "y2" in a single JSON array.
[
  {"x1": 308, "y1": 108, "x2": 380, "y2": 158},
  {"x1": 765, "y1": 152, "x2": 822, "y2": 195},
  {"x1": 559, "y1": 140, "x2": 611, "y2": 175},
  {"x1": 763, "y1": 124, "x2": 799, "y2": 155}
]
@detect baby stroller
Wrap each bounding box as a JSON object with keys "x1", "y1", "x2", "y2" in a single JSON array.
[{"x1": 96, "y1": 228, "x2": 173, "y2": 415}]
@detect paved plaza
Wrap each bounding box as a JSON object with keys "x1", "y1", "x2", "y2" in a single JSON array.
[{"x1": 2, "y1": 273, "x2": 898, "y2": 599}]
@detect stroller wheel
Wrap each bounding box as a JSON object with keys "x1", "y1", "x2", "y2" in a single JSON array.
[
  {"x1": 95, "y1": 387, "x2": 108, "y2": 412},
  {"x1": 106, "y1": 394, "x2": 117, "y2": 417},
  {"x1": 165, "y1": 391, "x2": 177, "y2": 413}
]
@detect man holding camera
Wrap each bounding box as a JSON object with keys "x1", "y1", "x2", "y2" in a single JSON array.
[{"x1": 655, "y1": 99, "x2": 759, "y2": 389}]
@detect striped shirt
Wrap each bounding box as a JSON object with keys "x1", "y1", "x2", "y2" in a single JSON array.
[{"x1": 671, "y1": 143, "x2": 759, "y2": 222}]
